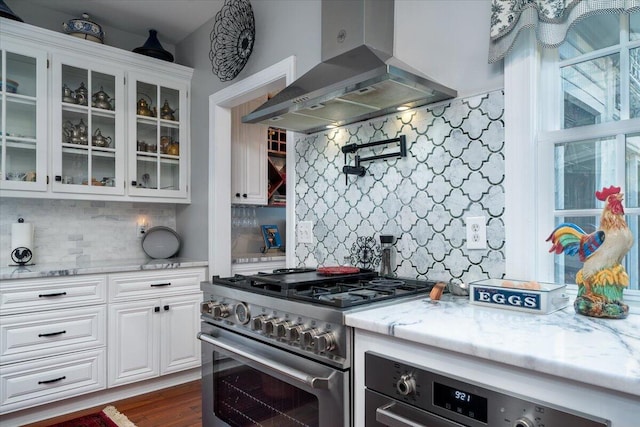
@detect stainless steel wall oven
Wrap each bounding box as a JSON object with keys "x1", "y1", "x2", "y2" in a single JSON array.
[{"x1": 198, "y1": 269, "x2": 435, "y2": 427}]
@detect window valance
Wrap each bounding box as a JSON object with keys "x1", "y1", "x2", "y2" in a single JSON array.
[{"x1": 489, "y1": 0, "x2": 640, "y2": 63}]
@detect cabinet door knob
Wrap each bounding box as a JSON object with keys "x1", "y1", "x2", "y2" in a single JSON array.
[
  {"x1": 131, "y1": 180, "x2": 137, "y2": 187},
  {"x1": 235, "y1": 193, "x2": 241, "y2": 198},
  {"x1": 164, "y1": 305, "x2": 170, "y2": 311},
  {"x1": 55, "y1": 175, "x2": 62, "y2": 182},
  {"x1": 154, "y1": 306, "x2": 160, "y2": 313},
  {"x1": 242, "y1": 193, "x2": 247, "y2": 198}
]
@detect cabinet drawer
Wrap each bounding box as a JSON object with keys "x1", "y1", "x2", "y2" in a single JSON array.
[
  {"x1": 1, "y1": 306, "x2": 106, "y2": 364},
  {"x1": 0, "y1": 275, "x2": 106, "y2": 315},
  {"x1": 0, "y1": 348, "x2": 106, "y2": 414},
  {"x1": 108, "y1": 268, "x2": 205, "y2": 302}
]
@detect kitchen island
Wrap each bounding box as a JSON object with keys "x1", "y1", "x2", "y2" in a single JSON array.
[{"x1": 346, "y1": 294, "x2": 640, "y2": 426}]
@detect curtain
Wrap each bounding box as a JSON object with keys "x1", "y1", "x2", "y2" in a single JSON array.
[{"x1": 489, "y1": 0, "x2": 640, "y2": 63}]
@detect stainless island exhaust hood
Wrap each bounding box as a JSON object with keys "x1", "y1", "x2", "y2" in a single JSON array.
[{"x1": 242, "y1": 0, "x2": 457, "y2": 134}]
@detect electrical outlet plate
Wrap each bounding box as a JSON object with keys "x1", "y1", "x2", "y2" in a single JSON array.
[
  {"x1": 466, "y1": 216, "x2": 486, "y2": 249},
  {"x1": 298, "y1": 221, "x2": 313, "y2": 244}
]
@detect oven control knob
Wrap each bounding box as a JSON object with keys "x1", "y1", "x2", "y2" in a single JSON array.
[
  {"x1": 301, "y1": 328, "x2": 319, "y2": 348},
  {"x1": 200, "y1": 301, "x2": 216, "y2": 315},
  {"x1": 512, "y1": 418, "x2": 535, "y2": 427},
  {"x1": 275, "y1": 321, "x2": 293, "y2": 338},
  {"x1": 212, "y1": 304, "x2": 231, "y2": 319},
  {"x1": 263, "y1": 318, "x2": 281, "y2": 336},
  {"x1": 285, "y1": 324, "x2": 304, "y2": 342},
  {"x1": 313, "y1": 331, "x2": 337, "y2": 353},
  {"x1": 251, "y1": 315, "x2": 270, "y2": 332},
  {"x1": 396, "y1": 373, "x2": 417, "y2": 396}
]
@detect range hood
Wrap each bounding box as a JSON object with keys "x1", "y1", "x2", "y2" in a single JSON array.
[{"x1": 242, "y1": 0, "x2": 457, "y2": 134}]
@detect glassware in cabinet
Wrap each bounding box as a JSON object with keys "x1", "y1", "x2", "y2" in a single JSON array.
[
  {"x1": 0, "y1": 43, "x2": 47, "y2": 192},
  {"x1": 52, "y1": 59, "x2": 124, "y2": 194}
]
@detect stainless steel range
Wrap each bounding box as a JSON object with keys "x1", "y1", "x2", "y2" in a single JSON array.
[{"x1": 198, "y1": 268, "x2": 435, "y2": 427}]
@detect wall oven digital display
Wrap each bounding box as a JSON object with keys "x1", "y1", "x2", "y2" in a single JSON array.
[{"x1": 433, "y1": 381, "x2": 488, "y2": 423}]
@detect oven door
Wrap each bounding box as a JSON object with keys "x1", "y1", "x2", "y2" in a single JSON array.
[
  {"x1": 199, "y1": 322, "x2": 349, "y2": 427},
  {"x1": 366, "y1": 389, "x2": 464, "y2": 427}
]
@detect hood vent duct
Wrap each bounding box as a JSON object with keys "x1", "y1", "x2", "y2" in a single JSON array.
[{"x1": 242, "y1": 0, "x2": 457, "y2": 134}]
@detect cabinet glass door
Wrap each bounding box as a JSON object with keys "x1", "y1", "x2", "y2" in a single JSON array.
[
  {"x1": 0, "y1": 44, "x2": 47, "y2": 192},
  {"x1": 129, "y1": 76, "x2": 187, "y2": 198},
  {"x1": 52, "y1": 57, "x2": 124, "y2": 194}
]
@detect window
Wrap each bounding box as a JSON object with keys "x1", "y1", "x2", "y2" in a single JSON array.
[{"x1": 538, "y1": 13, "x2": 640, "y2": 290}]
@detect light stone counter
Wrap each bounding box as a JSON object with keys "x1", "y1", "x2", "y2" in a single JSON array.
[
  {"x1": 232, "y1": 252, "x2": 286, "y2": 264},
  {"x1": 345, "y1": 294, "x2": 640, "y2": 397},
  {"x1": 0, "y1": 257, "x2": 208, "y2": 280}
]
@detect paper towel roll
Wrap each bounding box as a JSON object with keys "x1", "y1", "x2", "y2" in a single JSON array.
[{"x1": 11, "y1": 221, "x2": 34, "y2": 252}]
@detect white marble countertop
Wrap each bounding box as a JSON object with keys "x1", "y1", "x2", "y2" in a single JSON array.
[
  {"x1": 232, "y1": 252, "x2": 286, "y2": 264},
  {"x1": 0, "y1": 257, "x2": 208, "y2": 280},
  {"x1": 345, "y1": 294, "x2": 640, "y2": 397}
]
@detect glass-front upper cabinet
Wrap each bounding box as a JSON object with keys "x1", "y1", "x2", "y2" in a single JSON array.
[
  {"x1": 51, "y1": 55, "x2": 125, "y2": 194},
  {"x1": 0, "y1": 40, "x2": 48, "y2": 192},
  {"x1": 128, "y1": 73, "x2": 188, "y2": 198}
]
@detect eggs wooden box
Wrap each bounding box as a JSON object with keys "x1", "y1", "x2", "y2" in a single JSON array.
[{"x1": 469, "y1": 279, "x2": 570, "y2": 314}]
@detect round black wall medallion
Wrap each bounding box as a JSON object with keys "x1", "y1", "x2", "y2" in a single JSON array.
[{"x1": 210, "y1": 0, "x2": 255, "y2": 82}]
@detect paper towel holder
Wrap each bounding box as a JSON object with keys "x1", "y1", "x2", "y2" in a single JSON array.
[{"x1": 10, "y1": 218, "x2": 35, "y2": 266}]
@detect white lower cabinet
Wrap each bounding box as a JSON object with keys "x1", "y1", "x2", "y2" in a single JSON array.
[
  {"x1": 0, "y1": 266, "x2": 205, "y2": 415},
  {"x1": 0, "y1": 348, "x2": 106, "y2": 414},
  {"x1": 107, "y1": 293, "x2": 201, "y2": 387},
  {"x1": 0, "y1": 275, "x2": 107, "y2": 415},
  {"x1": 107, "y1": 268, "x2": 204, "y2": 388}
]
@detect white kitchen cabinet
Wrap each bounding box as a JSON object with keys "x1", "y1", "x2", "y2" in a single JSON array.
[
  {"x1": 0, "y1": 306, "x2": 106, "y2": 365},
  {"x1": 0, "y1": 348, "x2": 106, "y2": 415},
  {"x1": 0, "y1": 275, "x2": 107, "y2": 415},
  {"x1": 231, "y1": 96, "x2": 268, "y2": 205},
  {"x1": 50, "y1": 53, "x2": 125, "y2": 195},
  {"x1": 127, "y1": 73, "x2": 189, "y2": 199},
  {"x1": 0, "y1": 19, "x2": 193, "y2": 203},
  {"x1": 107, "y1": 268, "x2": 205, "y2": 388},
  {"x1": 0, "y1": 36, "x2": 48, "y2": 192}
]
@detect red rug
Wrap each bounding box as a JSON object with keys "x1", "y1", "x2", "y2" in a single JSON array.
[{"x1": 47, "y1": 406, "x2": 136, "y2": 427}]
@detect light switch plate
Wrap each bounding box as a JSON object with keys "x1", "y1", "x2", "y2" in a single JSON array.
[
  {"x1": 298, "y1": 221, "x2": 313, "y2": 244},
  {"x1": 466, "y1": 216, "x2": 486, "y2": 249}
]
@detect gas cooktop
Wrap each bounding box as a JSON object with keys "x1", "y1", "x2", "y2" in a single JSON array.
[{"x1": 211, "y1": 269, "x2": 437, "y2": 308}]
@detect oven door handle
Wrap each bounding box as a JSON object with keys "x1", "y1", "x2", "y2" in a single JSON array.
[
  {"x1": 198, "y1": 332, "x2": 332, "y2": 389},
  {"x1": 376, "y1": 402, "x2": 464, "y2": 427}
]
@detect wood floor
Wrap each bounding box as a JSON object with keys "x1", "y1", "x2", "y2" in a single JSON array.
[{"x1": 24, "y1": 380, "x2": 202, "y2": 427}]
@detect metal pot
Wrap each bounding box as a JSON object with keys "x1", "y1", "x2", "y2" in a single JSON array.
[
  {"x1": 62, "y1": 84, "x2": 76, "y2": 103},
  {"x1": 92, "y1": 128, "x2": 112, "y2": 147},
  {"x1": 167, "y1": 142, "x2": 179, "y2": 156},
  {"x1": 74, "y1": 82, "x2": 88, "y2": 105},
  {"x1": 137, "y1": 94, "x2": 154, "y2": 117},
  {"x1": 92, "y1": 86, "x2": 112, "y2": 110},
  {"x1": 160, "y1": 99, "x2": 176, "y2": 120},
  {"x1": 63, "y1": 119, "x2": 88, "y2": 144}
]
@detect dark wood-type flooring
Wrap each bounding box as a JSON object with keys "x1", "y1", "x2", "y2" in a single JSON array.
[{"x1": 24, "y1": 380, "x2": 202, "y2": 427}]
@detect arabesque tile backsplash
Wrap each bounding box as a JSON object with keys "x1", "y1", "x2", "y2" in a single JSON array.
[
  {"x1": 294, "y1": 89, "x2": 505, "y2": 283},
  {"x1": 0, "y1": 199, "x2": 176, "y2": 266}
]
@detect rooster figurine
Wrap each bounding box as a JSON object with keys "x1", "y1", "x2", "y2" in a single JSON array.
[{"x1": 546, "y1": 185, "x2": 634, "y2": 319}]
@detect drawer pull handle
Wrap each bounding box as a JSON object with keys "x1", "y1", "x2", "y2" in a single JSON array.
[
  {"x1": 39, "y1": 330, "x2": 67, "y2": 338},
  {"x1": 39, "y1": 292, "x2": 67, "y2": 298},
  {"x1": 150, "y1": 283, "x2": 171, "y2": 287},
  {"x1": 38, "y1": 376, "x2": 66, "y2": 385}
]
